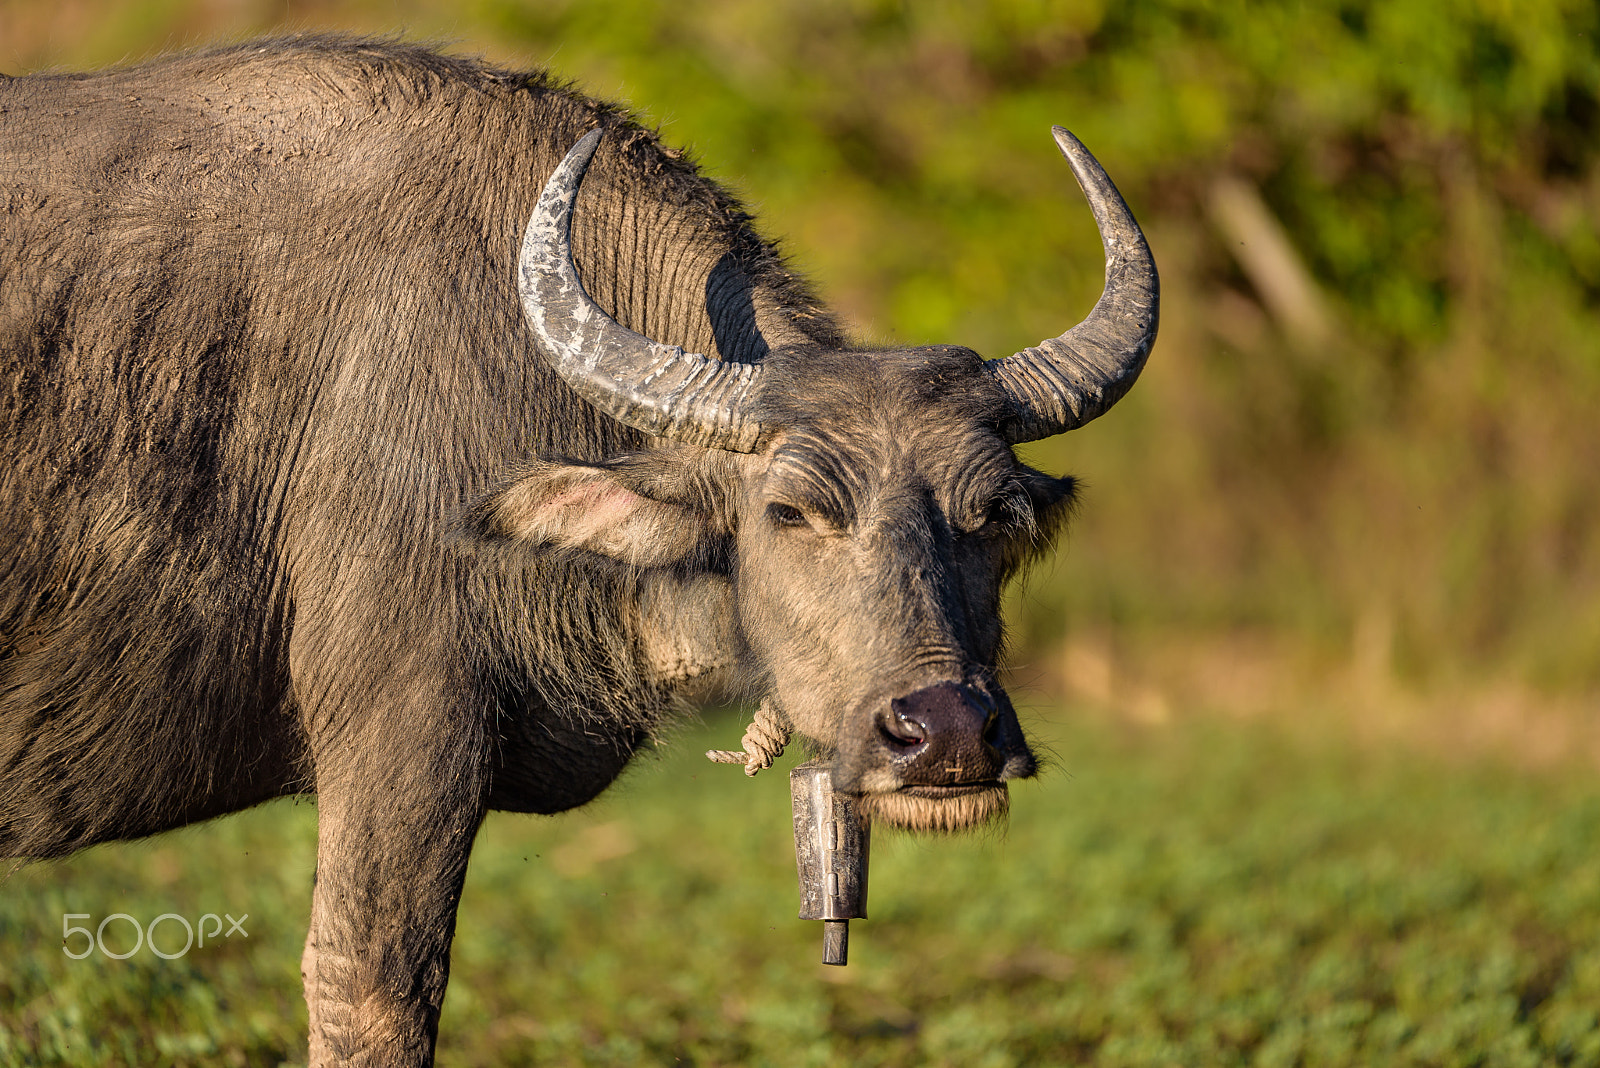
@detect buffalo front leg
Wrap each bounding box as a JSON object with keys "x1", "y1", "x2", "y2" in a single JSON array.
[
  {"x1": 302, "y1": 871, "x2": 319, "y2": 1035},
  {"x1": 301, "y1": 724, "x2": 489, "y2": 1066}
]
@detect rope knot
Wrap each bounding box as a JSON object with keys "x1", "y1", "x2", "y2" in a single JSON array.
[{"x1": 704, "y1": 699, "x2": 791, "y2": 776}]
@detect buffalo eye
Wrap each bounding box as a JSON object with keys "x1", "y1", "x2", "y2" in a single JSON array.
[{"x1": 766, "y1": 503, "x2": 808, "y2": 529}]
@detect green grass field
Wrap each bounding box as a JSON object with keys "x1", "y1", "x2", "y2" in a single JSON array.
[{"x1": 3, "y1": 706, "x2": 1598, "y2": 1067}]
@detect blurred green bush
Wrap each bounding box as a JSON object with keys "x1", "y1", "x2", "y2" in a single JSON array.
[{"x1": 5, "y1": 0, "x2": 1597, "y2": 691}]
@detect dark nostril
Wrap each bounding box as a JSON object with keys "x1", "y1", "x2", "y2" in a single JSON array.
[
  {"x1": 879, "y1": 710, "x2": 928, "y2": 750},
  {"x1": 981, "y1": 708, "x2": 1002, "y2": 746}
]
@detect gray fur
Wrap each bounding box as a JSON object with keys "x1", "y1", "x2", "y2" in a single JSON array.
[{"x1": 0, "y1": 36, "x2": 1139, "y2": 1066}]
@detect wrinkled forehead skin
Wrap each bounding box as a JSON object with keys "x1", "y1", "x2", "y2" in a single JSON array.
[
  {"x1": 757, "y1": 344, "x2": 1020, "y2": 520},
  {"x1": 736, "y1": 343, "x2": 1069, "y2": 832}
]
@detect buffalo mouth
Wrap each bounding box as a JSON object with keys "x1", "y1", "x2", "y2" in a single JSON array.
[
  {"x1": 895, "y1": 781, "x2": 1003, "y2": 799},
  {"x1": 828, "y1": 679, "x2": 1035, "y2": 832},
  {"x1": 857, "y1": 780, "x2": 1010, "y2": 833}
]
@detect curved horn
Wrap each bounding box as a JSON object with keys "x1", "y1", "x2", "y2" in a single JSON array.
[
  {"x1": 518, "y1": 129, "x2": 766, "y2": 452},
  {"x1": 987, "y1": 127, "x2": 1160, "y2": 444}
]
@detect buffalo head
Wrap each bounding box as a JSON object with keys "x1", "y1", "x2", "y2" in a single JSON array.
[{"x1": 475, "y1": 127, "x2": 1158, "y2": 832}]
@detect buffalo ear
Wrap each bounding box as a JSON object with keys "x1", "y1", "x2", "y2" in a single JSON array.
[
  {"x1": 1001, "y1": 465, "x2": 1078, "y2": 573},
  {"x1": 466, "y1": 459, "x2": 717, "y2": 568},
  {"x1": 1020, "y1": 466, "x2": 1077, "y2": 532}
]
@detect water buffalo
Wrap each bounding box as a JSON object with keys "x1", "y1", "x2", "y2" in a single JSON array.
[{"x1": 0, "y1": 35, "x2": 1157, "y2": 1065}]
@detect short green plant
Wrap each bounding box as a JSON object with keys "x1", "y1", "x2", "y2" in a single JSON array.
[{"x1": 4, "y1": 709, "x2": 1597, "y2": 1066}]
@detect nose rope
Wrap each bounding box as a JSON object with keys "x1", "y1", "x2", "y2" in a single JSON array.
[{"x1": 705, "y1": 698, "x2": 791, "y2": 776}]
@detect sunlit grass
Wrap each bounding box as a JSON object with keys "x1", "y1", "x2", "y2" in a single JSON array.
[{"x1": 4, "y1": 707, "x2": 1598, "y2": 1066}]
